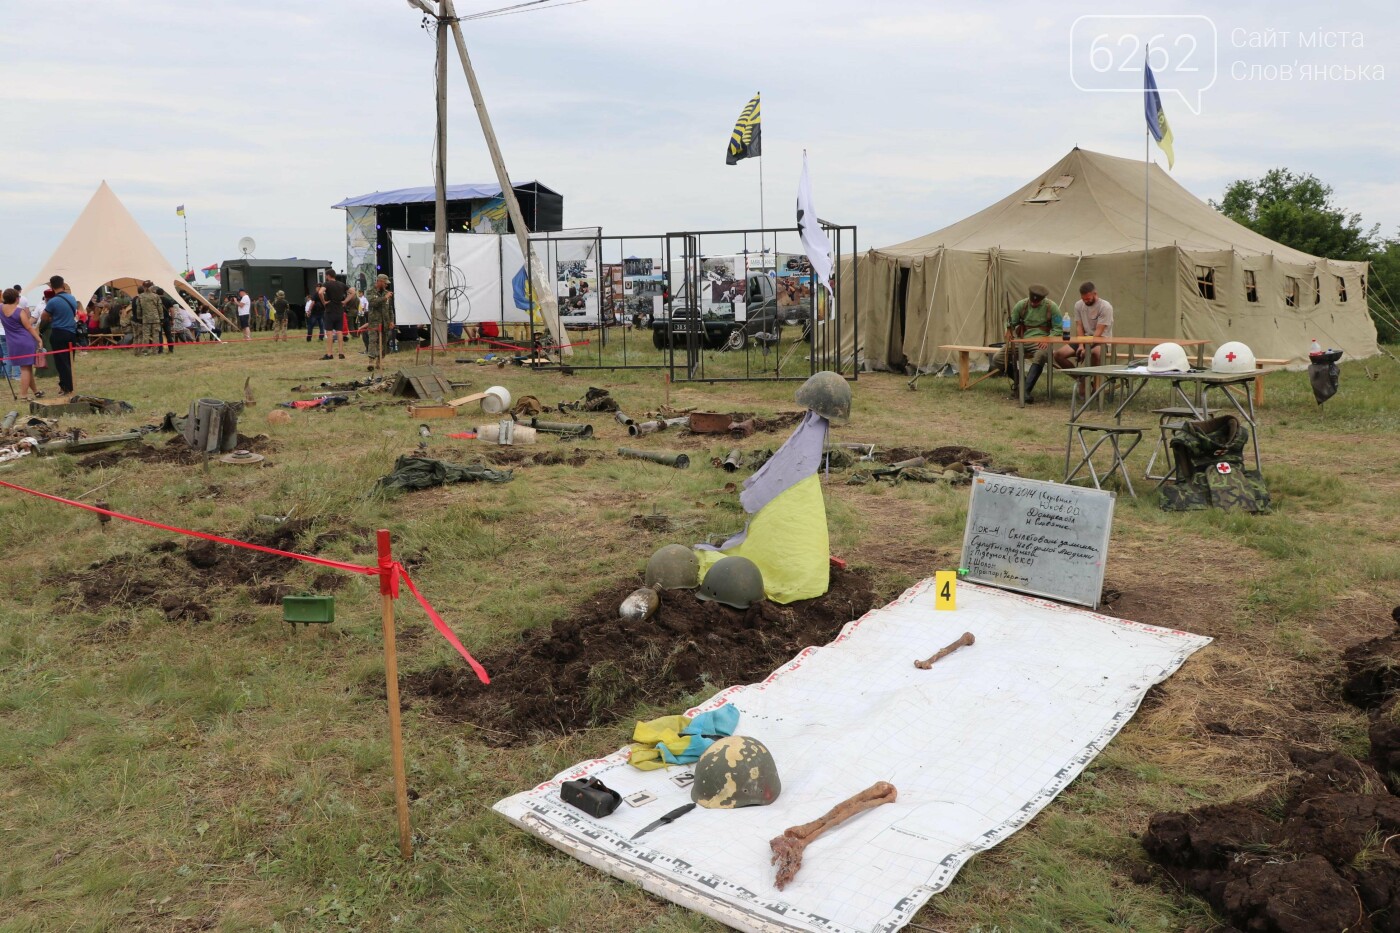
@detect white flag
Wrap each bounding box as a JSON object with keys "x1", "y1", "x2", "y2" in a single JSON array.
[{"x1": 796, "y1": 151, "x2": 835, "y2": 294}]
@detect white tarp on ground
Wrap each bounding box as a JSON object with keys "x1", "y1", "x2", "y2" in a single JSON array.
[
  {"x1": 390, "y1": 227, "x2": 600, "y2": 327},
  {"x1": 495, "y1": 579, "x2": 1210, "y2": 933}
]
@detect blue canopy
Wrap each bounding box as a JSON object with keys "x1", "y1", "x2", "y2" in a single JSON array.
[{"x1": 331, "y1": 181, "x2": 556, "y2": 209}]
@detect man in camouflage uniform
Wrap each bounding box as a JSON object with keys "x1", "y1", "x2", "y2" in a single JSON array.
[
  {"x1": 366, "y1": 273, "x2": 394, "y2": 370},
  {"x1": 1160, "y1": 415, "x2": 1270, "y2": 513},
  {"x1": 132, "y1": 283, "x2": 163, "y2": 356}
]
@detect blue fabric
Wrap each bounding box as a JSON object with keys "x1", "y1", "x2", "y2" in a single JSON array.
[
  {"x1": 45, "y1": 293, "x2": 79, "y2": 333},
  {"x1": 655, "y1": 704, "x2": 740, "y2": 766},
  {"x1": 512, "y1": 266, "x2": 532, "y2": 311},
  {"x1": 1144, "y1": 60, "x2": 1166, "y2": 143}
]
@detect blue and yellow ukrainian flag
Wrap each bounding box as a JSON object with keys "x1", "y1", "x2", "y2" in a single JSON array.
[{"x1": 1144, "y1": 56, "x2": 1175, "y2": 169}]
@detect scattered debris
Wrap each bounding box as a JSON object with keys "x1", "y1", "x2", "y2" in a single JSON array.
[
  {"x1": 391, "y1": 367, "x2": 455, "y2": 401},
  {"x1": 29, "y1": 395, "x2": 133, "y2": 417},
  {"x1": 618, "y1": 585, "x2": 661, "y2": 623},
  {"x1": 475, "y1": 421, "x2": 537, "y2": 445},
  {"x1": 405, "y1": 567, "x2": 879, "y2": 744},
  {"x1": 558, "y1": 387, "x2": 619, "y2": 414},
  {"x1": 511, "y1": 395, "x2": 545, "y2": 417},
  {"x1": 266, "y1": 409, "x2": 292, "y2": 425},
  {"x1": 217, "y1": 449, "x2": 265, "y2": 466},
  {"x1": 529, "y1": 419, "x2": 593, "y2": 438},
  {"x1": 375, "y1": 455, "x2": 513, "y2": 492},
  {"x1": 277, "y1": 395, "x2": 350, "y2": 411},
  {"x1": 617, "y1": 447, "x2": 689, "y2": 469}
]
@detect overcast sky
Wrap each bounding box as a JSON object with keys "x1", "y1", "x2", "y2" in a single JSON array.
[{"x1": 4, "y1": 0, "x2": 1397, "y2": 283}]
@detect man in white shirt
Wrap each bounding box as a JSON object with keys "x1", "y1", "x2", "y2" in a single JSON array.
[
  {"x1": 1054, "y1": 281, "x2": 1114, "y2": 371},
  {"x1": 237, "y1": 289, "x2": 252, "y2": 340}
]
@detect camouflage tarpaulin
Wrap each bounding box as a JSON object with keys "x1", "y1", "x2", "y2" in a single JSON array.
[{"x1": 376, "y1": 456, "x2": 513, "y2": 492}]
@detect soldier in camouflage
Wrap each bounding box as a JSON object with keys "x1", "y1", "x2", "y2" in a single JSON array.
[
  {"x1": 132, "y1": 283, "x2": 162, "y2": 356},
  {"x1": 367, "y1": 274, "x2": 394, "y2": 370}
]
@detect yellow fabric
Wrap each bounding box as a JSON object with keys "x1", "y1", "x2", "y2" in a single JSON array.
[
  {"x1": 696, "y1": 474, "x2": 829, "y2": 605},
  {"x1": 628, "y1": 715, "x2": 693, "y2": 771}
]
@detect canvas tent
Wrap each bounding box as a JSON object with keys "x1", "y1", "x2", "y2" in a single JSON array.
[
  {"x1": 851, "y1": 148, "x2": 1378, "y2": 372},
  {"x1": 27, "y1": 181, "x2": 230, "y2": 322}
]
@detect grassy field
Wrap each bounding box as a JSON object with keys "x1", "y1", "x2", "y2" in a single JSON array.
[{"x1": 1, "y1": 334, "x2": 1398, "y2": 932}]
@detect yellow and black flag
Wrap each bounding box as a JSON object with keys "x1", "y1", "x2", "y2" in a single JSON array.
[{"x1": 725, "y1": 93, "x2": 762, "y2": 165}]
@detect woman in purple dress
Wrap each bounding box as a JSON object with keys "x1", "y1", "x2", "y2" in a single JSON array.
[{"x1": 1, "y1": 287, "x2": 43, "y2": 399}]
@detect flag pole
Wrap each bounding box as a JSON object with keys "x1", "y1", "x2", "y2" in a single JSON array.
[
  {"x1": 1143, "y1": 127, "x2": 1150, "y2": 338},
  {"x1": 759, "y1": 153, "x2": 767, "y2": 268},
  {"x1": 183, "y1": 210, "x2": 190, "y2": 280}
]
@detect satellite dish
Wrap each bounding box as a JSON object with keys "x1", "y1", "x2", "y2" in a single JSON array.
[{"x1": 238, "y1": 236, "x2": 257, "y2": 258}]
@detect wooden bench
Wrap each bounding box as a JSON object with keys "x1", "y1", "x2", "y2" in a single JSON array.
[
  {"x1": 86, "y1": 333, "x2": 122, "y2": 347},
  {"x1": 1203, "y1": 357, "x2": 1288, "y2": 407},
  {"x1": 938, "y1": 345, "x2": 1003, "y2": 390}
]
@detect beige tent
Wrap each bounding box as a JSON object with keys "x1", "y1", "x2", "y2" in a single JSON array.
[
  {"x1": 850, "y1": 148, "x2": 1378, "y2": 372},
  {"x1": 27, "y1": 181, "x2": 230, "y2": 322}
]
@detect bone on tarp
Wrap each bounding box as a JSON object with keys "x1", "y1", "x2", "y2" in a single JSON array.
[
  {"x1": 914, "y1": 632, "x2": 975, "y2": 669},
  {"x1": 769, "y1": 782, "x2": 898, "y2": 890}
]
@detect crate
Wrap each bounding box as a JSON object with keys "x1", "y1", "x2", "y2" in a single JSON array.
[{"x1": 283, "y1": 595, "x2": 335, "y2": 625}]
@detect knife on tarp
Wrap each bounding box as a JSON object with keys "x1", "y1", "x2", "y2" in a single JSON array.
[{"x1": 630, "y1": 803, "x2": 696, "y2": 840}]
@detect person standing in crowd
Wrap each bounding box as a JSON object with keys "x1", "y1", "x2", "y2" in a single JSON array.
[
  {"x1": 154, "y1": 287, "x2": 177, "y2": 354},
  {"x1": 237, "y1": 288, "x2": 252, "y2": 340},
  {"x1": 133, "y1": 282, "x2": 163, "y2": 357},
  {"x1": 367, "y1": 273, "x2": 394, "y2": 370},
  {"x1": 344, "y1": 286, "x2": 360, "y2": 350},
  {"x1": 305, "y1": 288, "x2": 324, "y2": 343},
  {"x1": 42, "y1": 275, "x2": 80, "y2": 395},
  {"x1": 272, "y1": 290, "x2": 289, "y2": 341},
  {"x1": 318, "y1": 270, "x2": 348, "y2": 360},
  {"x1": 1, "y1": 288, "x2": 42, "y2": 399},
  {"x1": 3, "y1": 285, "x2": 27, "y2": 378}
]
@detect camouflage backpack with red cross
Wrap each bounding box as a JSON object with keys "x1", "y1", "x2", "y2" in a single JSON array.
[{"x1": 1160, "y1": 415, "x2": 1271, "y2": 513}]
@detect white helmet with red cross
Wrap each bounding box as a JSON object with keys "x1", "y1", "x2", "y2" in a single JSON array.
[
  {"x1": 1146, "y1": 342, "x2": 1191, "y2": 373},
  {"x1": 1211, "y1": 341, "x2": 1256, "y2": 374}
]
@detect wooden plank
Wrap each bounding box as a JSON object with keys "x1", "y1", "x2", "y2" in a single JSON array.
[{"x1": 407, "y1": 405, "x2": 459, "y2": 419}]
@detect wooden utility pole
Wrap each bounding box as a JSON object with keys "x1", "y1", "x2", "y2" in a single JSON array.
[
  {"x1": 431, "y1": 6, "x2": 450, "y2": 352},
  {"x1": 441, "y1": 0, "x2": 569, "y2": 355}
]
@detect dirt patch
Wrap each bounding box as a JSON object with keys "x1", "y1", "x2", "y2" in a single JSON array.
[
  {"x1": 483, "y1": 447, "x2": 592, "y2": 467},
  {"x1": 626, "y1": 513, "x2": 674, "y2": 532},
  {"x1": 71, "y1": 519, "x2": 351, "y2": 621},
  {"x1": 405, "y1": 566, "x2": 880, "y2": 745},
  {"x1": 76, "y1": 433, "x2": 275, "y2": 470},
  {"x1": 876, "y1": 445, "x2": 998, "y2": 469},
  {"x1": 1143, "y1": 606, "x2": 1400, "y2": 932}
]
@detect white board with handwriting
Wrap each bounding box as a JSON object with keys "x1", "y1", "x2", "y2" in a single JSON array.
[{"x1": 960, "y1": 471, "x2": 1114, "y2": 608}]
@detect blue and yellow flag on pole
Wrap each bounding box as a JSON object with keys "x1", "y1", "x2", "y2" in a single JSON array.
[
  {"x1": 725, "y1": 92, "x2": 762, "y2": 165},
  {"x1": 1143, "y1": 56, "x2": 1175, "y2": 169},
  {"x1": 176, "y1": 204, "x2": 185, "y2": 217}
]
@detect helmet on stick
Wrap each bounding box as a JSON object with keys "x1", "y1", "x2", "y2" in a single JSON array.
[{"x1": 795, "y1": 371, "x2": 851, "y2": 424}]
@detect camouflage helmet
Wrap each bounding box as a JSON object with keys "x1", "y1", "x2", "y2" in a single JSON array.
[
  {"x1": 645, "y1": 544, "x2": 700, "y2": 590},
  {"x1": 691, "y1": 735, "x2": 782, "y2": 809},
  {"x1": 794, "y1": 370, "x2": 851, "y2": 424},
  {"x1": 696, "y1": 556, "x2": 764, "y2": 609}
]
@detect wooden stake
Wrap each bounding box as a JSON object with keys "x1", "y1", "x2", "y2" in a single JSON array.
[{"x1": 378, "y1": 529, "x2": 413, "y2": 858}]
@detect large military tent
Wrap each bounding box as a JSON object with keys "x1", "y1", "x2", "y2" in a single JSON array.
[
  {"x1": 27, "y1": 182, "x2": 228, "y2": 320},
  {"x1": 850, "y1": 148, "x2": 1378, "y2": 372}
]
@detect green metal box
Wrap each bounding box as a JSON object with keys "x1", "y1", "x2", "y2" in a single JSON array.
[{"x1": 283, "y1": 595, "x2": 335, "y2": 625}]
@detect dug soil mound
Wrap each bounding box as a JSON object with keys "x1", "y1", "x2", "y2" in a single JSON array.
[
  {"x1": 877, "y1": 445, "x2": 1001, "y2": 470},
  {"x1": 1143, "y1": 606, "x2": 1400, "y2": 932},
  {"x1": 77, "y1": 433, "x2": 276, "y2": 470},
  {"x1": 482, "y1": 447, "x2": 592, "y2": 468},
  {"x1": 70, "y1": 518, "x2": 350, "y2": 622},
  {"x1": 405, "y1": 566, "x2": 880, "y2": 746}
]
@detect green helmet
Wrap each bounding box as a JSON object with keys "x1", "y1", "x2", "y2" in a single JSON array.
[
  {"x1": 795, "y1": 371, "x2": 851, "y2": 424},
  {"x1": 645, "y1": 544, "x2": 700, "y2": 590},
  {"x1": 691, "y1": 736, "x2": 782, "y2": 809},
  {"x1": 696, "y1": 556, "x2": 764, "y2": 609}
]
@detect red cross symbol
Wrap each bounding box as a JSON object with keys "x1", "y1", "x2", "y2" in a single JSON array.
[
  {"x1": 1216, "y1": 462, "x2": 1232, "y2": 474},
  {"x1": 1225, "y1": 351, "x2": 1237, "y2": 362},
  {"x1": 1151, "y1": 351, "x2": 1161, "y2": 361}
]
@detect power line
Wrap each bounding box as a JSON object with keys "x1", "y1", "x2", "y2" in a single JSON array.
[{"x1": 460, "y1": 0, "x2": 592, "y2": 21}]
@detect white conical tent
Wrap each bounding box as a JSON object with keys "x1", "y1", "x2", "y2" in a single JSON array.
[{"x1": 27, "y1": 181, "x2": 230, "y2": 322}]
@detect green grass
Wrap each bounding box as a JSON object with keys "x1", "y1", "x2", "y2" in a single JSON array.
[{"x1": 0, "y1": 339, "x2": 1398, "y2": 930}]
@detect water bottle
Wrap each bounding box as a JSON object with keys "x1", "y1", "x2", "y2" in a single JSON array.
[
  {"x1": 1309, "y1": 338, "x2": 1323, "y2": 357},
  {"x1": 1062, "y1": 312, "x2": 1072, "y2": 341}
]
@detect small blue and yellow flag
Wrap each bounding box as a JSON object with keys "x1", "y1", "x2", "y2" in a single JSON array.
[
  {"x1": 725, "y1": 93, "x2": 762, "y2": 165},
  {"x1": 1143, "y1": 56, "x2": 1175, "y2": 169},
  {"x1": 176, "y1": 204, "x2": 186, "y2": 217}
]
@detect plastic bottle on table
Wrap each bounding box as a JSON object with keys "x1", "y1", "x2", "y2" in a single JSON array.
[
  {"x1": 1062, "y1": 313, "x2": 1072, "y2": 341},
  {"x1": 1309, "y1": 338, "x2": 1323, "y2": 357}
]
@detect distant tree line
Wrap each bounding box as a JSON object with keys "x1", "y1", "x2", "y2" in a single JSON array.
[{"x1": 1213, "y1": 168, "x2": 1400, "y2": 343}]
